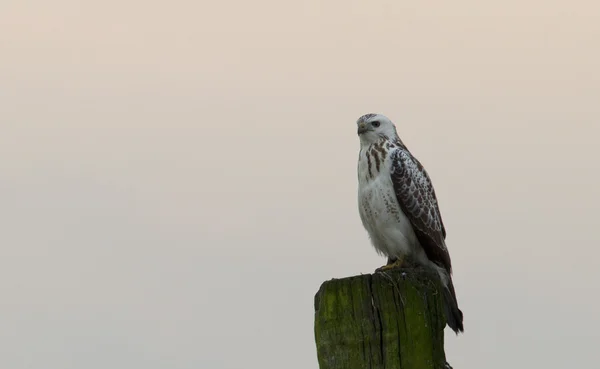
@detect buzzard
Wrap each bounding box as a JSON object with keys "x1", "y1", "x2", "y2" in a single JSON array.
[{"x1": 356, "y1": 113, "x2": 464, "y2": 333}]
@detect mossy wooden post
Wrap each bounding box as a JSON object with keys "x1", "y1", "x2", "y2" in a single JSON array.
[{"x1": 314, "y1": 268, "x2": 450, "y2": 369}]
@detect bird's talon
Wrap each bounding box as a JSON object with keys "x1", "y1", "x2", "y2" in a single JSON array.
[{"x1": 375, "y1": 257, "x2": 404, "y2": 272}]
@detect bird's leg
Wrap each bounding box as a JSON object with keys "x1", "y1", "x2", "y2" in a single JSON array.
[{"x1": 376, "y1": 256, "x2": 405, "y2": 272}]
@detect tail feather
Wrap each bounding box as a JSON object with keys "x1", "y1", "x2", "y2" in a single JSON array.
[{"x1": 443, "y1": 277, "x2": 464, "y2": 334}]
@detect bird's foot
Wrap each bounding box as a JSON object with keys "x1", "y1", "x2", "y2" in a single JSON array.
[{"x1": 375, "y1": 256, "x2": 405, "y2": 272}]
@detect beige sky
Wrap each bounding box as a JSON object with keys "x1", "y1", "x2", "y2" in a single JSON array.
[{"x1": 2, "y1": 1, "x2": 600, "y2": 368}]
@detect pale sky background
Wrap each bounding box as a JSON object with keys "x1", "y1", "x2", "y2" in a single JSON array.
[{"x1": 2, "y1": 1, "x2": 600, "y2": 369}]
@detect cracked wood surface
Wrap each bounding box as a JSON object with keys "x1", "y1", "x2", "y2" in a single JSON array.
[{"x1": 314, "y1": 268, "x2": 448, "y2": 369}]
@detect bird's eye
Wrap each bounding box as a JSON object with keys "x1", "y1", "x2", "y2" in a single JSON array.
[{"x1": 371, "y1": 121, "x2": 381, "y2": 128}]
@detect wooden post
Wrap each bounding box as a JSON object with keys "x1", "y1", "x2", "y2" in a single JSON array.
[{"x1": 314, "y1": 268, "x2": 451, "y2": 369}]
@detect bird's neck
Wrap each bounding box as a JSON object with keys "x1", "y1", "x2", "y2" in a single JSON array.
[
  {"x1": 360, "y1": 135, "x2": 386, "y2": 148},
  {"x1": 360, "y1": 134, "x2": 403, "y2": 149}
]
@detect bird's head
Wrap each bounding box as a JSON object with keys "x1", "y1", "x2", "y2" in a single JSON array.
[{"x1": 356, "y1": 113, "x2": 397, "y2": 146}]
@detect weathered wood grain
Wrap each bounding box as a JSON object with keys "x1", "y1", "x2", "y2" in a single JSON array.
[{"x1": 314, "y1": 268, "x2": 449, "y2": 369}]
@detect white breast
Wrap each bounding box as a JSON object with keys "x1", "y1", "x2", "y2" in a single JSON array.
[{"x1": 357, "y1": 146, "x2": 421, "y2": 259}]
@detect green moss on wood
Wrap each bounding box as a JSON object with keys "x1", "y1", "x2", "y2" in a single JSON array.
[{"x1": 314, "y1": 268, "x2": 447, "y2": 369}]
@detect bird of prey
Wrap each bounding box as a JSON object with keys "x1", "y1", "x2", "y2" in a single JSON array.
[{"x1": 356, "y1": 113, "x2": 464, "y2": 333}]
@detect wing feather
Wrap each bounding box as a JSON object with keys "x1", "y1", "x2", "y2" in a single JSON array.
[{"x1": 390, "y1": 148, "x2": 452, "y2": 273}]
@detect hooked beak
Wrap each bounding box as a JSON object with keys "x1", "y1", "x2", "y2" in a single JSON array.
[{"x1": 357, "y1": 122, "x2": 370, "y2": 135}]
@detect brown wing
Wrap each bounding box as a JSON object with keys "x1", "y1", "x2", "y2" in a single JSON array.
[{"x1": 390, "y1": 149, "x2": 452, "y2": 274}]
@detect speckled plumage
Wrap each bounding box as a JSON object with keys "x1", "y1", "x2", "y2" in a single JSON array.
[{"x1": 356, "y1": 113, "x2": 464, "y2": 333}]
